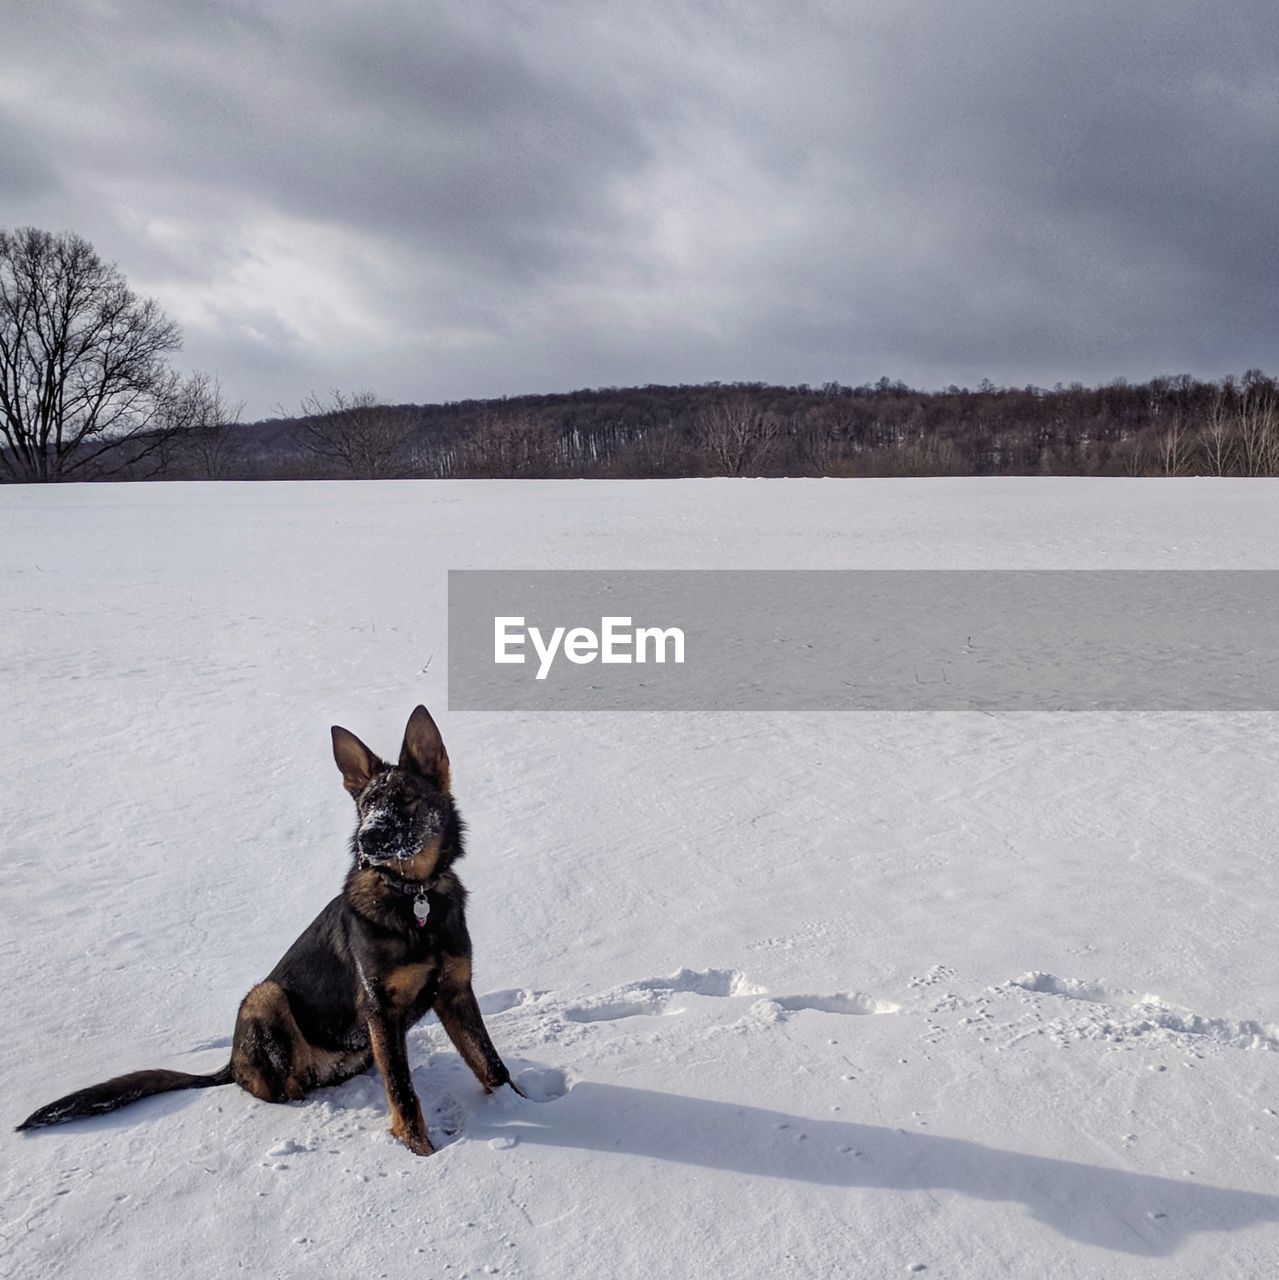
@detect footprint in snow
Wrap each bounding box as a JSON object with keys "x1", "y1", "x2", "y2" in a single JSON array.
[
  {"x1": 511, "y1": 1066, "x2": 569, "y2": 1103},
  {"x1": 628, "y1": 967, "x2": 767, "y2": 998},
  {"x1": 1004, "y1": 972, "x2": 1279, "y2": 1051},
  {"x1": 908, "y1": 965, "x2": 956, "y2": 990},
  {"x1": 478, "y1": 988, "x2": 545, "y2": 1015},
  {"x1": 768, "y1": 993, "x2": 901, "y2": 1017},
  {"x1": 426, "y1": 1092, "x2": 466, "y2": 1144},
  {"x1": 564, "y1": 996, "x2": 667, "y2": 1023},
  {"x1": 562, "y1": 968, "x2": 764, "y2": 1022},
  {"x1": 562, "y1": 969, "x2": 901, "y2": 1026}
]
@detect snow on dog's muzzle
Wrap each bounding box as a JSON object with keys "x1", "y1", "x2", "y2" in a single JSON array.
[{"x1": 357, "y1": 806, "x2": 442, "y2": 865}]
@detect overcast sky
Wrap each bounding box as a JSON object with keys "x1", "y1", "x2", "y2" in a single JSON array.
[{"x1": 4, "y1": 1, "x2": 1277, "y2": 417}]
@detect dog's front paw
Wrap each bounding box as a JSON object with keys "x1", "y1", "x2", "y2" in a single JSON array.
[
  {"x1": 481, "y1": 1062, "x2": 512, "y2": 1094},
  {"x1": 391, "y1": 1123, "x2": 434, "y2": 1157}
]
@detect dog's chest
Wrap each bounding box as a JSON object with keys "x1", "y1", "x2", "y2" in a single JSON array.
[{"x1": 380, "y1": 955, "x2": 440, "y2": 1017}]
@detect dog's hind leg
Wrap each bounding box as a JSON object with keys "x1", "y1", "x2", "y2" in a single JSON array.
[
  {"x1": 231, "y1": 982, "x2": 308, "y2": 1103},
  {"x1": 433, "y1": 955, "x2": 514, "y2": 1093}
]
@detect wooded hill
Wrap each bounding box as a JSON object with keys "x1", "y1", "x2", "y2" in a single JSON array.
[{"x1": 145, "y1": 372, "x2": 1279, "y2": 481}]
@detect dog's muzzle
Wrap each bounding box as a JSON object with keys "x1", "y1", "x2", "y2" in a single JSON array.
[{"x1": 357, "y1": 808, "x2": 442, "y2": 866}]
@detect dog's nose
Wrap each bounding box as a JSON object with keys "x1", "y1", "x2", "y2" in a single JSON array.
[{"x1": 359, "y1": 808, "x2": 391, "y2": 837}]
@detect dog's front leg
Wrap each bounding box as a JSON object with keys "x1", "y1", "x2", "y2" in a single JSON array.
[
  {"x1": 365, "y1": 1010, "x2": 432, "y2": 1156},
  {"x1": 434, "y1": 955, "x2": 516, "y2": 1093}
]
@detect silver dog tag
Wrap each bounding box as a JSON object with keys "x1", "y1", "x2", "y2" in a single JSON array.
[{"x1": 413, "y1": 892, "x2": 430, "y2": 926}]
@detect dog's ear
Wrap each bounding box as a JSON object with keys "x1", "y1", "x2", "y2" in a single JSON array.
[
  {"x1": 331, "y1": 725, "x2": 381, "y2": 794},
  {"x1": 399, "y1": 704, "x2": 450, "y2": 790}
]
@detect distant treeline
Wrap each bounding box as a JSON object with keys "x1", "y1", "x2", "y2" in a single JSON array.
[
  {"x1": 130, "y1": 371, "x2": 1279, "y2": 481},
  {"x1": 10, "y1": 373, "x2": 1279, "y2": 482}
]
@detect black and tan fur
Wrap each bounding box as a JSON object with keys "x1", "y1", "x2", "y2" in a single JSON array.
[{"x1": 17, "y1": 705, "x2": 518, "y2": 1156}]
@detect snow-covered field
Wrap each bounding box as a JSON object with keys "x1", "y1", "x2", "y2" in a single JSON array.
[{"x1": 3, "y1": 478, "x2": 1278, "y2": 1280}]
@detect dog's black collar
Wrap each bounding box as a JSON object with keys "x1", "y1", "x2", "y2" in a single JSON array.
[
  {"x1": 359, "y1": 859, "x2": 440, "y2": 927},
  {"x1": 360, "y1": 859, "x2": 439, "y2": 897}
]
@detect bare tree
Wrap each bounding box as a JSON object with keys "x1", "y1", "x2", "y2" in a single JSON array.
[
  {"x1": 696, "y1": 397, "x2": 781, "y2": 475},
  {"x1": 1156, "y1": 415, "x2": 1190, "y2": 476},
  {"x1": 295, "y1": 389, "x2": 414, "y2": 478},
  {"x1": 1119, "y1": 436, "x2": 1148, "y2": 477},
  {"x1": 455, "y1": 411, "x2": 557, "y2": 477},
  {"x1": 617, "y1": 421, "x2": 695, "y2": 477},
  {"x1": 1237, "y1": 386, "x2": 1279, "y2": 476},
  {"x1": 0, "y1": 227, "x2": 188, "y2": 481},
  {"x1": 1199, "y1": 392, "x2": 1235, "y2": 477},
  {"x1": 174, "y1": 373, "x2": 244, "y2": 479},
  {"x1": 798, "y1": 404, "x2": 859, "y2": 474}
]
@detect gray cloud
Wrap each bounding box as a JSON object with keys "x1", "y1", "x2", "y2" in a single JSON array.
[{"x1": 3, "y1": 0, "x2": 1276, "y2": 415}]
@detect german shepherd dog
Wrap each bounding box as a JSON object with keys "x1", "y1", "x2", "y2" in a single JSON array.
[{"x1": 17, "y1": 705, "x2": 520, "y2": 1156}]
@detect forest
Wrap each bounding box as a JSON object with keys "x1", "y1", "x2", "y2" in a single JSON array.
[{"x1": 153, "y1": 371, "x2": 1279, "y2": 481}]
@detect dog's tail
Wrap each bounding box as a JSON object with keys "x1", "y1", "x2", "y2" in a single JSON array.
[{"x1": 16, "y1": 1062, "x2": 233, "y2": 1132}]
